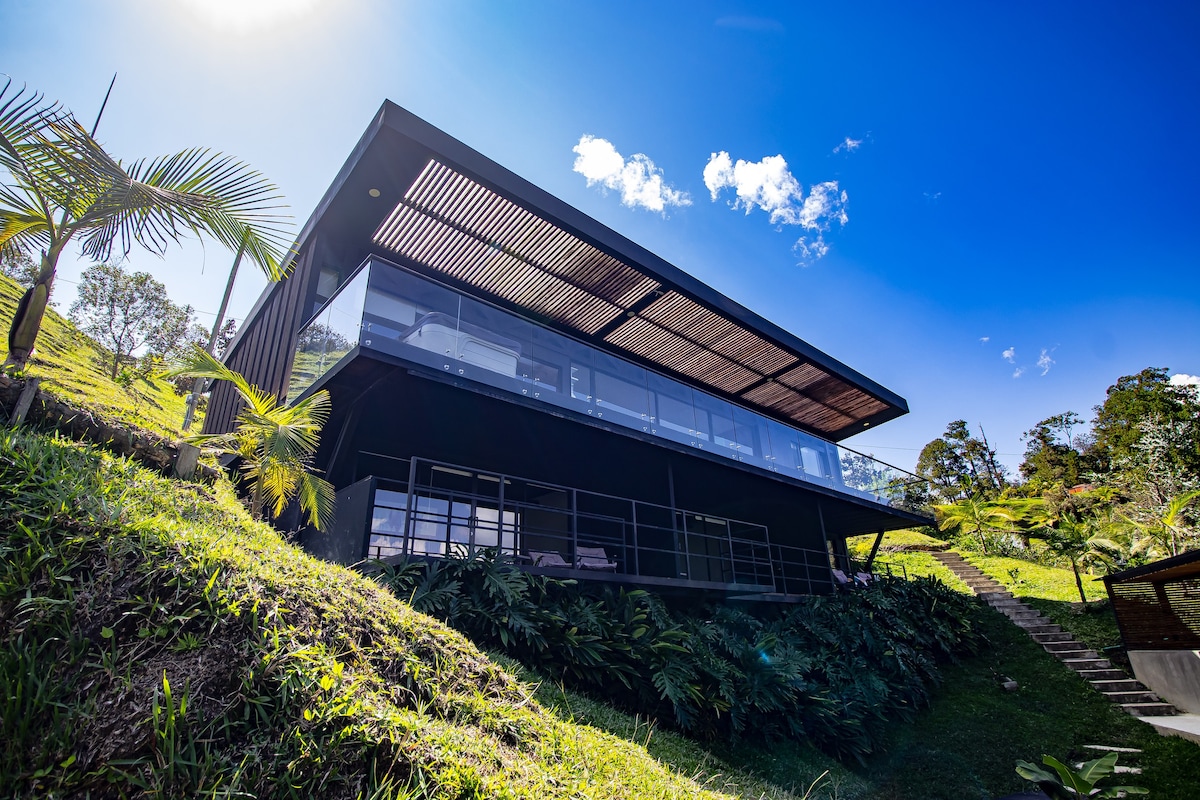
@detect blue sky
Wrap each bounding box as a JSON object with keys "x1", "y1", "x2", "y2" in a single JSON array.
[{"x1": 3, "y1": 0, "x2": 1198, "y2": 473}]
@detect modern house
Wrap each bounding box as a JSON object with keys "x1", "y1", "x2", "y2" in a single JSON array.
[{"x1": 206, "y1": 101, "x2": 931, "y2": 601}]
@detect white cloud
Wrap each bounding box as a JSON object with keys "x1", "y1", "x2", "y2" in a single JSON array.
[
  {"x1": 1013, "y1": 367, "x2": 1026, "y2": 378},
  {"x1": 572, "y1": 135, "x2": 691, "y2": 213},
  {"x1": 833, "y1": 136, "x2": 862, "y2": 154},
  {"x1": 792, "y1": 236, "x2": 829, "y2": 262},
  {"x1": 979, "y1": 336, "x2": 990, "y2": 344},
  {"x1": 1002, "y1": 347, "x2": 1016, "y2": 363},
  {"x1": 704, "y1": 151, "x2": 848, "y2": 263},
  {"x1": 1037, "y1": 349, "x2": 1055, "y2": 375},
  {"x1": 1170, "y1": 373, "x2": 1200, "y2": 387}
]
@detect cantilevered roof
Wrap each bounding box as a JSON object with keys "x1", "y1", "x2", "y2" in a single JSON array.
[{"x1": 292, "y1": 101, "x2": 909, "y2": 441}]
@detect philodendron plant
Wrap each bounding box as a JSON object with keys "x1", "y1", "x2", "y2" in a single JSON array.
[{"x1": 1015, "y1": 752, "x2": 1148, "y2": 798}]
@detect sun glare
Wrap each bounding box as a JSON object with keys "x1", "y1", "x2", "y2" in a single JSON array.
[{"x1": 180, "y1": 0, "x2": 322, "y2": 35}]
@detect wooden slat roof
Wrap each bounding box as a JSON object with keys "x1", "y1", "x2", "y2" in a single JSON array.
[{"x1": 371, "y1": 157, "x2": 902, "y2": 439}]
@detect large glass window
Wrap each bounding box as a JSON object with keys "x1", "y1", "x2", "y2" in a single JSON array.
[{"x1": 292, "y1": 257, "x2": 921, "y2": 506}]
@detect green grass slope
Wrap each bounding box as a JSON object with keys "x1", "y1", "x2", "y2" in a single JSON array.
[
  {"x1": 0, "y1": 429, "x2": 797, "y2": 799},
  {"x1": 0, "y1": 274, "x2": 193, "y2": 438}
]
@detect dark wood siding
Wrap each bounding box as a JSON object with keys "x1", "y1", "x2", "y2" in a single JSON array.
[{"x1": 202, "y1": 241, "x2": 318, "y2": 434}]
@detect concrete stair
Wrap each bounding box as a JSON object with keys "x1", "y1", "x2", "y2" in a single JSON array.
[{"x1": 931, "y1": 551, "x2": 1177, "y2": 719}]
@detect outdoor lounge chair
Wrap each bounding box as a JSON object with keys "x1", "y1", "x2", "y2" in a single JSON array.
[
  {"x1": 831, "y1": 568, "x2": 851, "y2": 587},
  {"x1": 575, "y1": 546, "x2": 618, "y2": 571},
  {"x1": 528, "y1": 550, "x2": 570, "y2": 568}
]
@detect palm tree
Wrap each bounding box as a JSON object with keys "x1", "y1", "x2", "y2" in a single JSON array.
[
  {"x1": 0, "y1": 79, "x2": 290, "y2": 371},
  {"x1": 167, "y1": 347, "x2": 336, "y2": 531},
  {"x1": 1033, "y1": 512, "x2": 1124, "y2": 605},
  {"x1": 1123, "y1": 489, "x2": 1200, "y2": 559},
  {"x1": 934, "y1": 496, "x2": 1017, "y2": 554}
]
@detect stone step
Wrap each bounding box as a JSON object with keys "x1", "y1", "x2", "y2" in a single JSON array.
[
  {"x1": 1003, "y1": 609, "x2": 1043, "y2": 620},
  {"x1": 1043, "y1": 640, "x2": 1090, "y2": 653},
  {"x1": 1052, "y1": 649, "x2": 1099, "y2": 661},
  {"x1": 1082, "y1": 745, "x2": 1143, "y2": 754},
  {"x1": 1063, "y1": 657, "x2": 1113, "y2": 671},
  {"x1": 1103, "y1": 691, "x2": 1161, "y2": 704},
  {"x1": 1090, "y1": 679, "x2": 1143, "y2": 692},
  {"x1": 1079, "y1": 669, "x2": 1133, "y2": 683},
  {"x1": 1122, "y1": 702, "x2": 1177, "y2": 717},
  {"x1": 981, "y1": 594, "x2": 1017, "y2": 603},
  {"x1": 1015, "y1": 622, "x2": 1061, "y2": 634},
  {"x1": 1031, "y1": 632, "x2": 1074, "y2": 643}
]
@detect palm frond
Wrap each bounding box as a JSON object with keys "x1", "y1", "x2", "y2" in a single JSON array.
[
  {"x1": 1, "y1": 98, "x2": 291, "y2": 280},
  {"x1": 295, "y1": 471, "x2": 337, "y2": 531},
  {"x1": 71, "y1": 139, "x2": 292, "y2": 277},
  {"x1": 0, "y1": 79, "x2": 72, "y2": 183},
  {"x1": 165, "y1": 346, "x2": 264, "y2": 410}
]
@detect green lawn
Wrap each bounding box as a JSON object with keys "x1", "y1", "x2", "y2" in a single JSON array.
[
  {"x1": 845, "y1": 530, "x2": 973, "y2": 594},
  {"x1": 964, "y1": 554, "x2": 1109, "y2": 603}
]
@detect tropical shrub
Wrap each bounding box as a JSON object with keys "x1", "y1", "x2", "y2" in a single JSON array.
[{"x1": 376, "y1": 551, "x2": 982, "y2": 763}]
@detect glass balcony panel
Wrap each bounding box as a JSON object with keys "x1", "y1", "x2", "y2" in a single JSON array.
[
  {"x1": 528, "y1": 324, "x2": 595, "y2": 415},
  {"x1": 361, "y1": 262, "x2": 461, "y2": 372},
  {"x1": 692, "y1": 392, "x2": 738, "y2": 456},
  {"x1": 795, "y1": 429, "x2": 838, "y2": 483},
  {"x1": 288, "y1": 265, "x2": 369, "y2": 403},
  {"x1": 313, "y1": 259, "x2": 930, "y2": 511},
  {"x1": 454, "y1": 295, "x2": 533, "y2": 390},
  {"x1": 732, "y1": 405, "x2": 773, "y2": 471},
  {"x1": 592, "y1": 350, "x2": 650, "y2": 430},
  {"x1": 646, "y1": 372, "x2": 697, "y2": 446},
  {"x1": 765, "y1": 419, "x2": 802, "y2": 476}
]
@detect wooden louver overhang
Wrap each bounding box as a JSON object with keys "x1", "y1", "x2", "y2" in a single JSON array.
[{"x1": 371, "y1": 158, "x2": 894, "y2": 439}]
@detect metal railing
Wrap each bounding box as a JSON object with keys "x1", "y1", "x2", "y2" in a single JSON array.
[{"x1": 365, "y1": 457, "x2": 835, "y2": 596}]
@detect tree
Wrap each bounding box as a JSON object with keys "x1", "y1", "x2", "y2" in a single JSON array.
[
  {"x1": 69, "y1": 261, "x2": 193, "y2": 378},
  {"x1": 148, "y1": 298, "x2": 215, "y2": 362},
  {"x1": 1032, "y1": 512, "x2": 1123, "y2": 605},
  {"x1": 212, "y1": 318, "x2": 237, "y2": 358},
  {"x1": 934, "y1": 497, "x2": 1017, "y2": 554},
  {"x1": 166, "y1": 347, "x2": 336, "y2": 531},
  {"x1": 917, "y1": 420, "x2": 1007, "y2": 502},
  {"x1": 1019, "y1": 412, "x2": 1084, "y2": 490},
  {"x1": 0, "y1": 247, "x2": 38, "y2": 288},
  {"x1": 0, "y1": 79, "x2": 290, "y2": 372},
  {"x1": 1089, "y1": 367, "x2": 1200, "y2": 477},
  {"x1": 1123, "y1": 489, "x2": 1200, "y2": 559}
]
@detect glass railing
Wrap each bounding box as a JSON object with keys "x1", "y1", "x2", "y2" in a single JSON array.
[{"x1": 290, "y1": 257, "x2": 930, "y2": 512}]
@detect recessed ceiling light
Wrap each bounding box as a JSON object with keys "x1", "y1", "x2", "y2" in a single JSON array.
[{"x1": 368, "y1": 188, "x2": 381, "y2": 198}]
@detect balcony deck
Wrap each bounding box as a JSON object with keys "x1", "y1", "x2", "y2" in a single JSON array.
[{"x1": 323, "y1": 459, "x2": 839, "y2": 599}]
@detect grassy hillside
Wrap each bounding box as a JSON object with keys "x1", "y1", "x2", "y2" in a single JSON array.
[
  {"x1": 0, "y1": 274, "x2": 194, "y2": 438},
  {"x1": 0, "y1": 428, "x2": 820, "y2": 799},
  {"x1": 3, "y1": 276, "x2": 1198, "y2": 798},
  {"x1": 847, "y1": 530, "x2": 973, "y2": 594}
]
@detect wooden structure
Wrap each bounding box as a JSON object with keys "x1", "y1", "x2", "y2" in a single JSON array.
[{"x1": 1105, "y1": 550, "x2": 1200, "y2": 712}]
